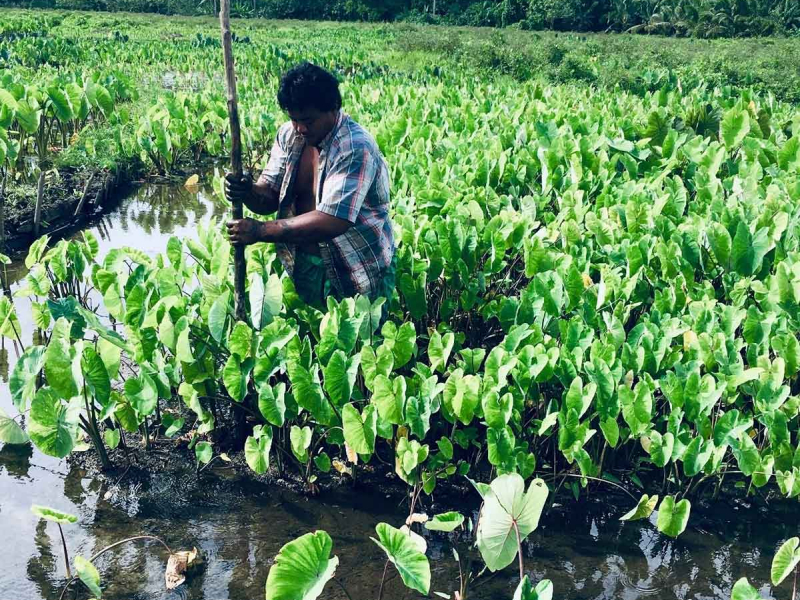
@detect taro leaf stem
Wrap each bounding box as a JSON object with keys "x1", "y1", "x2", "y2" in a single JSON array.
[
  {"x1": 376, "y1": 559, "x2": 390, "y2": 600},
  {"x1": 545, "y1": 473, "x2": 637, "y2": 500},
  {"x1": 512, "y1": 518, "x2": 524, "y2": 584},
  {"x1": 793, "y1": 563, "x2": 797, "y2": 600},
  {"x1": 57, "y1": 523, "x2": 72, "y2": 580}
]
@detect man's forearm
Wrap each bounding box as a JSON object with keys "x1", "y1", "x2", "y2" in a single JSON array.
[
  {"x1": 243, "y1": 181, "x2": 279, "y2": 215},
  {"x1": 257, "y1": 211, "x2": 350, "y2": 244}
]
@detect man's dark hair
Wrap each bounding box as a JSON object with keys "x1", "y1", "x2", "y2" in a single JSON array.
[{"x1": 277, "y1": 62, "x2": 342, "y2": 113}]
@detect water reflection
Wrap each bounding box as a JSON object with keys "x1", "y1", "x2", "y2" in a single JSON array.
[
  {"x1": 0, "y1": 442, "x2": 32, "y2": 479},
  {"x1": 27, "y1": 520, "x2": 60, "y2": 599}
]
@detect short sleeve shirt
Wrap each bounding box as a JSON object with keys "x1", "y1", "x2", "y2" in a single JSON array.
[{"x1": 258, "y1": 111, "x2": 395, "y2": 300}]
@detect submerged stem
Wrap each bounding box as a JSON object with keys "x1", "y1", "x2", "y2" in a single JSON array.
[{"x1": 57, "y1": 523, "x2": 72, "y2": 580}]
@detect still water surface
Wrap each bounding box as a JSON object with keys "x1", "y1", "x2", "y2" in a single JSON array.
[{"x1": 0, "y1": 176, "x2": 795, "y2": 600}]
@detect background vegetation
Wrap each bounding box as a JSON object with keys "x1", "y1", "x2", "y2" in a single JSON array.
[{"x1": 1, "y1": 0, "x2": 799, "y2": 37}]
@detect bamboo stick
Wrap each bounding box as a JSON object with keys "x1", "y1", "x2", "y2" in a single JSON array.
[
  {"x1": 220, "y1": 0, "x2": 248, "y2": 324},
  {"x1": 74, "y1": 171, "x2": 96, "y2": 216},
  {"x1": 0, "y1": 169, "x2": 6, "y2": 249}
]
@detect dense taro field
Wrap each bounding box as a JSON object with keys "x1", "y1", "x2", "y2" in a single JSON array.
[{"x1": 1, "y1": 7, "x2": 800, "y2": 600}]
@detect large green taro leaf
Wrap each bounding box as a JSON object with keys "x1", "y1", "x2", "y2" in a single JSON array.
[
  {"x1": 476, "y1": 474, "x2": 548, "y2": 572},
  {"x1": 771, "y1": 537, "x2": 800, "y2": 586},
  {"x1": 371, "y1": 522, "x2": 431, "y2": 595},
  {"x1": 29, "y1": 388, "x2": 80, "y2": 458},
  {"x1": 656, "y1": 495, "x2": 690, "y2": 538},
  {"x1": 730, "y1": 577, "x2": 764, "y2": 600},
  {"x1": 0, "y1": 407, "x2": 29, "y2": 445},
  {"x1": 425, "y1": 511, "x2": 465, "y2": 532},
  {"x1": 443, "y1": 368, "x2": 480, "y2": 426},
  {"x1": 265, "y1": 530, "x2": 338, "y2": 600},
  {"x1": 258, "y1": 382, "x2": 286, "y2": 427},
  {"x1": 342, "y1": 402, "x2": 377, "y2": 455},
  {"x1": 322, "y1": 350, "x2": 359, "y2": 407},
  {"x1": 250, "y1": 272, "x2": 282, "y2": 330},
  {"x1": 9, "y1": 345, "x2": 45, "y2": 412},
  {"x1": 74, "y1": 556, "x2": 102, "y2": 598},
  {"x1": 44, "y1": 318, "x2": 78, "y2": 400},
  {"x1": 245, "y1": 425, "x2": 273, "y2": 475}
]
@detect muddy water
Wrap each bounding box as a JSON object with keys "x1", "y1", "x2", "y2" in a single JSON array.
[{"x1": 0, "y1": 176, "x2": 797, "y2": 600}]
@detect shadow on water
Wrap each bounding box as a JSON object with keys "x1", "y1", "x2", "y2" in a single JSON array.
[{"x1": 0, "y1": 173, "x2": 796, "y2": 600}]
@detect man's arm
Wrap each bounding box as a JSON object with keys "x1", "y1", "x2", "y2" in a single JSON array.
[
  {"x1": 226, "y1": 211, "x2": 351, "y2": 246},
  {"x1": 243, "y1": 180, "x2": 279, "y2": 215}
]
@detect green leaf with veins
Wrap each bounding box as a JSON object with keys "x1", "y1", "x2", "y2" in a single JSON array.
[
  {"x1": 476, "y1": 474, "x2": 548, "y2": 571},
  {"x1": 371, "y1": 522, "x2": 431, "y2": 594},
  {"x1": 265, "y1": 531, "x2": 339, "y2": 600}
]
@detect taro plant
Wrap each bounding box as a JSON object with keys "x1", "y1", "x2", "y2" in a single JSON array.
[
  {"x1": 29, "y1": 502, "x2": 194, "y2": 598},
  {"x1": 730, "y1": 535, "x2": 800, "y2": 599},
  {"x1": 263, "y1": 527, "x2": 430, "y2": 600},
  {"x1": 618, "y1": 492, "x2": 691, "y2": 539},
  {"x1": 263, "y1": 473, "x2": 553, "y2": 600},
  {"x1": 30, "y1": 504, "x2": 78, "y2": 579}
]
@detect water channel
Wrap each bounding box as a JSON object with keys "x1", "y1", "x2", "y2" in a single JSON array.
[{"x1": 0, "y1": 175, "x2": 796, "y2": 600}]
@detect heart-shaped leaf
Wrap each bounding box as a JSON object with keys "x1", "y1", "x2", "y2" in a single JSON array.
[
  {"x1": 342, "y1": 402, "x2": 377, "y2": 455},
  {"x1": 371, "y1": 522, "x2": 431, "y2": 595},
  {"x1": 476, "y1": 474, "x2": 548, "y2": 571},
  {"x1": 9, "y1": 345, "x2": 46, "y2": 412},
  {"x1": 620, "y1": 494, "x2": 658, "y2": 522},
  {"x1": 0, "y1": 407, "x2": 29, "y2": 445},
  {"x1": 771, "y1": 537, "x2": 800, "y2": 586},
  {"x1": 265, "y1": 530, "x2": 339, "y2": 600},
  {"x1": 74, "y1": 556, "x2": 101, "y2": 598},
  {"x1": 730, "y1": 577, "x2": 764, "y2": 600},
  {"x1": 245, "y1": 426, "x2": 273, "y2": 475},
  {"x1": 30, "y1": 504, "x2": 78, "y2": 524},
  {"x1": 425, "y1": 512, "x2": 464, "y2": 532},
  {"x1": 656, "y1": 495, "x2": 690, "y2": 538}
]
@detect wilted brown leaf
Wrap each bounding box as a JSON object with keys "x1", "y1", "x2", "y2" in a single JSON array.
[
  {"x1": 184, "y1": 174, "x2": 200, "y2": 193},
  {"x1": 344, "y1": 443, "x2": 358, "y2": 464},
  {"x1": 406, "y1": 512, "x2": 429, "y2": 526},
  {"x1": 165, "y1": 547, "x2": 199, "y2": 590},
  {"x1": 683, "y1": 330, "x2": 698, "y2": 351},
  {"x1": 331, "y1": 459, "x2": 352, "y2": 476}
]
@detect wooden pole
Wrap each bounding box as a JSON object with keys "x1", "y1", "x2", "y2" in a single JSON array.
[
  {"x1": 74, "y1": 171, "x2": 96, "y2": 216},
  {"x1": 220, "y1": 0, "x2": 248, "y2": 324},
  {"x1": 0, "y1": 168, "x2": 6, "y2": 249},
  {"x1": 34, "y1": 170, "x2": 45, "y2": 238}
]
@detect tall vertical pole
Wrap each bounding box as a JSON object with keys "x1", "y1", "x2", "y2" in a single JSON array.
[{"x1": 220, "y1": 0, "x2": 248, "y2": 324}]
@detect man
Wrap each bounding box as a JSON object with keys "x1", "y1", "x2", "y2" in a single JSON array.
[{"x1": 225, "y1": 62, "x2": 396, "y2": 309}]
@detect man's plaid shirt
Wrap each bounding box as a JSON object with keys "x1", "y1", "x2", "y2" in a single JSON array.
[{"x1": 257, "y1": 111, "x2": 395, "y2": 299}]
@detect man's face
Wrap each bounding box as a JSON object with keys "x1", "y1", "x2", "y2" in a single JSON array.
[{"x1": 287, "y1": 107, "x2": 338, "y2": 147}]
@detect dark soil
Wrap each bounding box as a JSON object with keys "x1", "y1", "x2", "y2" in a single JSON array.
[{"x1": 1, "y1": 166, "x2": 121, "y2": 253}]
